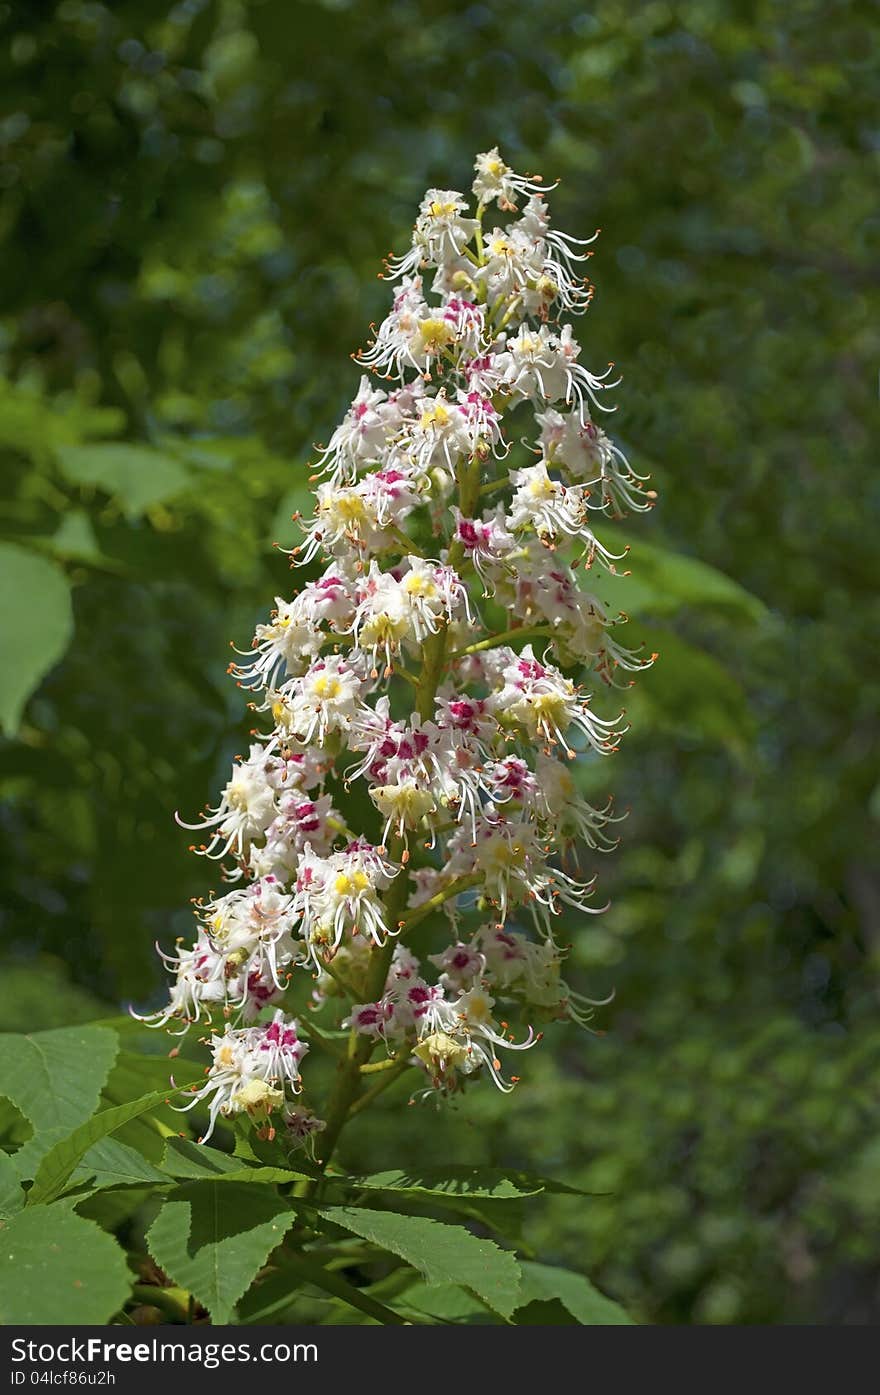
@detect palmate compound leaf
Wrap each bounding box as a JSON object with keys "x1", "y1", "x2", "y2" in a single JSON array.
[
  {"x1": 0, "y1": 1206, "x2": 131, "y2": 1324},
  {"x1": 316, "y1": 1206, "x2": 522, "y2": 1319},
  {"x1": 0, "y1": 543, "x2": 73, "y2": 736},
  {"x1": 0, "y1": 1025, "x2": 119, "y2": 1180},
  {"x1": 147, "y1": 1182, "x2": 298, "y2": 1324},
  {"x1": 27, "y1": 1078, "x2": 203, "y2": 1205}
]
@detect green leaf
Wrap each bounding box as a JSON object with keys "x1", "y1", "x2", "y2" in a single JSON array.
[
  {"x1": 56, "y1": 443, "x2": 191, "y2": 519},
  {"x1": 597, "y1": 527, "x2": 767, "y2": 624},
  {"x1": 317, "y1": 1206, "x2": 521, "y2": 1319},
  {"x1": 627, "y1": 627, "x2": 754, "y2": 754},
  {"x1": 162, "y1": 1136, "x2": 313, "y2": 1184},
  {"x1": 337, "y1": 1165, "x2": 551, "y2": 1200},
  {"x1": 0, "y1": 1025, "x2": 118, "y2": 1179},
  {"x1": 74, "y1": 1186, "x2": 156, "y2": 1232},
  {"x1": 515, "y1": 1261, "x2": 633, "y2": 1325},
  {"x1": 0, "y1": 1151, "x2": 24, "y2": 1218},
  {"x1": 73, "y1": 1137, "x2": 169, "y2": 1192},
  {"x1": 27, "y1": 1079, "x2": 201, "y2": 1205},
  {"x1": 0, "y1": 1205, "x2": 131, "y2": 1324},
  {"x1": 0, "y1": 543, "x2": 73, "y2": 735},
  {"x1": 40, "y1": 509, "x2": 117, "y2": 568},
  {"x1": 0, "y1": 380, "x2": 123, "y2": 458},
  {"x1": 100, "y1": 1047, "x2": 207, "y2": 1162},
  {"x1": 393, "y1": 1279, "x2": 495, "y2": 1324},
  {"x1": 235, "y1": 1268, "x2": 305, "y2": 1324},
  {"x1": 279, "y1": 1250, "x2": 407, "y2": 1326},
  {"x1": 162, "y1": 1137, "x2": 246, "y2": 1178},
  {"x1": 147, "y1": 1182, "x2": 297, "y2": 1324}
]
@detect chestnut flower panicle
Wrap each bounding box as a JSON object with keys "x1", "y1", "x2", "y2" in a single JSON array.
[{"x1": 140, "y1": 150, "x2": 655, "y2": 1154}]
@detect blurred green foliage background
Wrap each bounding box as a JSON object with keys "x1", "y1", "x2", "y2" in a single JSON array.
[{"x1": 1, "y1": 0, "x2": 878, "y2": 1324}]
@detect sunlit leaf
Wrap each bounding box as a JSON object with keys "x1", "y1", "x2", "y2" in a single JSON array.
[
  {"x1": 28, "y1": 1077, "x2": 201, "y2": 1205},
  {"x1": 0, "y1": 1206, "x2": 131, "y2": 1324},
  {"x1": 317, "y1": 1205, "x2": 521, "y2": 1319},
  {"x1": 0, "y1": 1025, "x2": 118, "y2": 1180},
  {"x1": 147, "y1": 1182, "x2": 297, "y2": 1323}
]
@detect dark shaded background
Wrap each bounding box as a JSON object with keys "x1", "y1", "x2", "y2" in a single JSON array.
[{"x1": 1, "y1": 0, "x2": 878, "y2": 1323}]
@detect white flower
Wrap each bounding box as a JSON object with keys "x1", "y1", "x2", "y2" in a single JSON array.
[
  {"x1": 249, "y1": 790, "x2": 339, "y2": 880},
  {"x1": 298, "y1": 480, "x2": 390, "y2": 563},
  {"x1": 536, "y1": 407, "x2": 653, "y2": 514},
  {"x1": 429, "y1": 940, "x2": 485, "y2": 991},
  {"x1": 176, "y1": 744, "x2": 277, "y2": 861},
  {"x1": 133, "y1": 930, "x2": 228, "y2": 1033},
  {"x1": 176, "y1": 1012, "x2": 308, "y2": 1142},
  {"x1": 314, "y1": 376, "x2": 393, "y2": 482},
  {"x1": 356, "y1": 276, "x2": 430, "y2": 378},
  {"x1": 232, "y1": 595, "x2": 324, "y2": 690},
  {"x1": 399, "y1": 557, "x2": 474, "y2": 637},
  {"x1": 487, "y1": 644, "x2": 625, "y2": 755},
  {"x1": 472, "y1": 147, "x2": 552, "y2": 211},
  {"x1": 518, "y1": 195, "x2": 598, "y2": 314},
  {"x1": 476, "y1": 925, "x2": 611, "y2": 1026},
  {"x1": 453, "y1": 508, "x2": 515, "y2": 588},
  {"x1": 292, "y1": 840, "x2": 397, "y2": 960},
  {"x1": 496, "y1": 322, "x2": 618, "y2": 420},
  {"x1": 411, "y1": 985, "x2": 537, "y2": 1093},
  {"x1": 405, "y1": 392, "x2": 476, "y2": 472},
  {"x1": 476, "y1": 223, "x2": 543, "y2": 307},
  {"x1": 534, "y1": 751, "x2": 621, "y2": 850},
  {"x1": 387, "y1": 190, "x2": 479, "y2": 280},
  {"x1": 351, "y1": 565, "x2": 415, "y2": 671},
  {"x1": 441, "y1": 295, "x2": 486, "y2": 355},
  {"x1": 204, "y1": 876, "x2": 294, "y2": 951},
  {"x1": 280, "y1": 655, "x2": 366, "y2": 744},
  {"x1": 448, "y1": 808, "x2": 604, "y2": 935},
  {"x1": 506, "y1": 461, "x2": 588, "y2": 542}
]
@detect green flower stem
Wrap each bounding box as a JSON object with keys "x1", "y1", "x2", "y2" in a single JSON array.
[
  {"x1": 398, "y1": 872, "x2": 482, "y2": 934},
  {"x1": 348, "y1": 1059, "x2": 415, "y2": 1116},
  {"x1": 454, "y1": 624, "x2": 555, "y2": 658},
  {"x1": 390, "y1": 526, "x2": 425, "y2": 557},
  {"x1": 359, "y1": 1054, "x2": 402, "y2": 1074},
  {"x1": 479, "y1": 476, "x2": 508, "y2": 498},
  {"x1": 395, "y1": 665, "x2": 421, "y2": 688}
]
